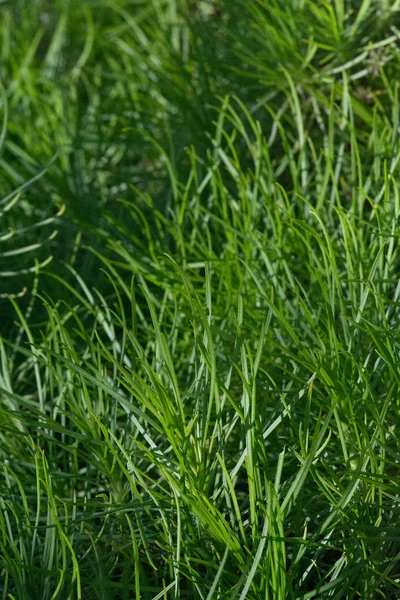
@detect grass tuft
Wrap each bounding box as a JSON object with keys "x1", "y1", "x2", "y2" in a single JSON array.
[{"x1": 1, "y1": 1, "x2": 400, "y2": 598}]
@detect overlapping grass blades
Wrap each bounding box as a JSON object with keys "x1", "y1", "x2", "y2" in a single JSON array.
[
  {"x1": 1, "y1": 83, "x2": 400, "y2": 597},
  {"x1": 1, "y1": 0, "x2": 400, "y2": 598}
]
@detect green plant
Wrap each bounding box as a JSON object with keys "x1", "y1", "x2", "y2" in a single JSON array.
[{"x1": 1, "y1": 1, "x2": 400, "y2": 599}]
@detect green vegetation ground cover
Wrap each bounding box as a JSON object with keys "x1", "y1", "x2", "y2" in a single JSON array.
[{"x1": 1, "y1": 0, "x2": 400, "y2": 598}]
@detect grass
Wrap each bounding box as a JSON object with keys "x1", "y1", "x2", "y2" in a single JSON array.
[{"x1": 1, "y1": 0, "x2": 400, "y2": 598}]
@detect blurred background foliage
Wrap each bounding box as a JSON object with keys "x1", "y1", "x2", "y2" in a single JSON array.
[{"x1": 0, "y1": 0, "x2": 400, "y2": 319}]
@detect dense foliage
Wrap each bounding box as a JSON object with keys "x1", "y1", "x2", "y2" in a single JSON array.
[{"x1": 1, "y1": 1, "x2": 400, "y2": 598}]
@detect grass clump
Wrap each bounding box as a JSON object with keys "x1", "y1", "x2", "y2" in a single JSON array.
[{"x1": 1, "y1": 1, "x2": 400, "y2": 599}]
